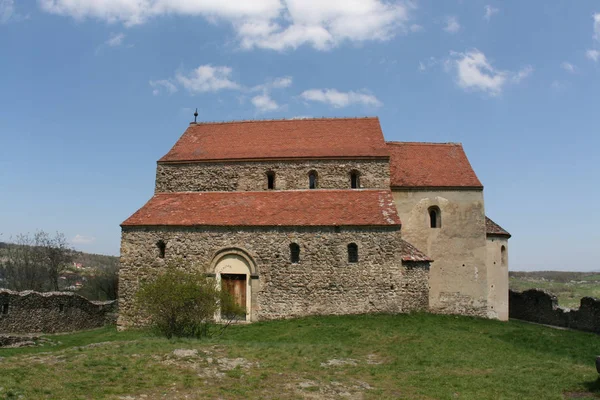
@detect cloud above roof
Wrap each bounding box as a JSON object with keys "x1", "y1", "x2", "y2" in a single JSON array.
[
  {"x1": 447, "y1": 49, "x2": 533, "y2": 96},
  {"x1": 39, "y1": 0, "x2": 414, "y2": 51},
  {"x1": 300, "y1": 89, "x2": 382, "y2": 108}
]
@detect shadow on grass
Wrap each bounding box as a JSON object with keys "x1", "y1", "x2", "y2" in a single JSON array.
[{"x1": 583, "y1": 377, "x2": 600, "y2": 393}]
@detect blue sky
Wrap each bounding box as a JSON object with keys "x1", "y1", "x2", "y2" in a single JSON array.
[{"x1": 1, "y1": 0, "x2": 599, "y2": 271}]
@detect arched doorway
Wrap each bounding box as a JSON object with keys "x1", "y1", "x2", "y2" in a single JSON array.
[{"x1": 212, "y1": 249, "x2": 256, "y2": 322}]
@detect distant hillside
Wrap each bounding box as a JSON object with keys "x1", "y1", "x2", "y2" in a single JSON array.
[
  {"x1": 0, "y1": 242, "x2": 118, "y2": 269},
  {"x1": 510, "y1": 270, "x2": 600, "y2": 308}
]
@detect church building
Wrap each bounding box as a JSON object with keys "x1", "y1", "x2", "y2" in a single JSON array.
[{"x1": 119, "y1": 117, "x2": 510, "y2": 328}]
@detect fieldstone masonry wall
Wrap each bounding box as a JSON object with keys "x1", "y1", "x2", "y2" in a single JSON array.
[
  {"x1": 119, "y1": 226, "x2": 429, "y2": 328},
  {"x1": 509, "y1": 289, "x2": 600, "y2": 334},
  {"x1": 0, "y1": 289, "x2": 117, "y2": 334},
  {"x1": 155, "y1": 159, "x2": 390, "y2": 192}
]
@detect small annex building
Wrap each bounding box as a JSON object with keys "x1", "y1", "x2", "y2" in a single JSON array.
[{"x1": 119, "y1": 117, "x2": 510, "y2": 328}]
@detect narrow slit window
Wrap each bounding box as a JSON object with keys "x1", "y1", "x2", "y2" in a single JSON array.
[
  {"x1": 350, "y1": 171, "x2": 360, "y2": 189},
  {"x1": 308, "y1": 170, "x2": 318, "y2": 189},
  {"x1": 428, "y1": 207, "x2": 441, "y2": 228},
  {"x1": 267, "y1": 171, "x2": 275, "y2": 190},
  {"x1": 156, "y1": 240, "x2": 166, "y2": 259},
  {"x1": 290, "y1": 243, "x2": 300, "y2": 264},
  {"x1": 501, "y1": 246, "x2": 507, "y2": 266},
  {"x1": 59, "y1": 304, "x2": 64, "y2": 313},
  {"x1": 348, "y1": 243, "x2": 358, "y2": 263},
  {"x1": 2, "y1": 304, "x2": 8, "y2": 315}
]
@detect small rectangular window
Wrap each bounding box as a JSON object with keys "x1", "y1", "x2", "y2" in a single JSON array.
[
  {"x1": 348, "y1": 243, "x2": 358, "y2": 263},
  {"x1": 267, "y1": 172, "x2": 275, "y2": 190},
  {"x1": 59, "y1": 304, "x2": 65, "y2": 313},
  {"x1": 2, "y1": 304, "x2": 8, "y2": 315}
]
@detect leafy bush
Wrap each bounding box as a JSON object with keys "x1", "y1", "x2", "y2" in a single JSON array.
[{"x1": 135, "y1": 264, "x2": 245, "y2": 338}]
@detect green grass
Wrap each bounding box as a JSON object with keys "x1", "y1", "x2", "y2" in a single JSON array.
[
  {"x1": 0, "y1": 314, "x2": 599, "y2": 399},
  {"x1": 510, "y1": 271, "x2": 600, "y2": 308}
]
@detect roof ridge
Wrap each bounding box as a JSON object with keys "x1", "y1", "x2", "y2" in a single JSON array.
[
  {"x1": 188, "y1": 116, "x2": 379, "y2": 126},
  {"x1": 386, "y1": 141, "x2": 463, "y2": 146}
]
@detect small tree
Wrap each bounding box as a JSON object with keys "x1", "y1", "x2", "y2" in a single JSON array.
[{"x1": 135, "y1": 264, "x2": 244, "y2": 339}]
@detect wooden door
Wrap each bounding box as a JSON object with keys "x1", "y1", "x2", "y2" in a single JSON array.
[{"x1": 221, "y1": 274, "x2": 247, "y2": 317}]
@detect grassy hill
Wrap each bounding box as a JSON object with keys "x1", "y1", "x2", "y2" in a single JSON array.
[
  {"x1": 0, "y1": 314, "x2": 599, "y2": 399},
  {"x1": 510, "y1": 271, "x2": 600, "y2": 308}
]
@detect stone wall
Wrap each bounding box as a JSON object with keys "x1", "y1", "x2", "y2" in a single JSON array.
[
  {"x1": 0, "y1": 290, "x2": 117, "y2": 334},
  {"x1": 119, "y1": 226, "x2": 429, "y2": 328},
  {"x1": 155, "y1": 159, "x2": 390, "y2": 192},
  {"x1": 391, "y1": 189, "x2": 491, "y2": 318},
  {"x1": 486, "y1": 236, "x2": 509, "y2": 321},
  {"x1": 509, "y1": 289, "x2": 600, "y2": 334}
]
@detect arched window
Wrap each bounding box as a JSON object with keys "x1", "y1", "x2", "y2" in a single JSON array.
[
  {"x1": 428, "y1": 206, "x2": 441, "y2": 228},
  {"x1": 308, "y1": 170, "x2": 318, "y2": 189},
  {"x1": 290, "y1": 243, "x2": 300, "y2": 264},
  {"x1": 501, "y1": 245, "x2": 507, "y2": 266},
  {"x1": 348, "y1": 243, "x2": 358, "y2": 263},
  {"x1": 266, "y1": 171, "x2": 276, "y2": 190},
  {"x1": 350, "y1": 170, "x2": 360, "y2": 189},
  {"x1": 156, "y1": 240, "x2": 166, "y2": 258}
]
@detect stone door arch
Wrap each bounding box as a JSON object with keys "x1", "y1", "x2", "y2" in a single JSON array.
[{"x1": 211, "y1": 249, "x2": 257, "y2": 322}]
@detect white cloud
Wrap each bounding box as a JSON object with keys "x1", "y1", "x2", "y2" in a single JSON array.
[
  {"x1": 594, "y1": 13, "x2": 600, "y2": 41},
  {"x1": 444, "y1": 16, "x2": 460, "y2": 34},
  {"x1": 300, "y1": 88, "x2": 382, "y2": 108},
  {"x1": 251, "y1": 93, "x2": 280, "y2": 112},
  {"x1": 175, "y1": 65, "x2": 240, "y2": 94},
  {"x1": 449, "y1": 50, "x2": 532, "y2": 96},
  {"x1": 418, "y1": 56, "x2": 439, "y2": 72},
  {"x1": 560, "y1": 62, "x2": 576, "y2": 73},
  {"x1": 512, "y1": 65, "x2": 533, "y2": 83},
  {"x1": 72, "y1": 235, "x2": 95, "y2": 245},
  {"x1": 586, "y1": 49, "x2": 600, "y2": 62},
  {"x1": 484, "y1": 5, "x2": 498, "y2": 21},
  {"x1": 39, "y1": 0, "x2": 414, "y2": 51},
  {"x1": 251, "y1": 76, "x2": 293, "y2": 92},
  {"x1": 409, "y1": 24, "x2": 423, "y2": 33},
  {"x1": 149, "y1": 79, "x2": 178, "y2": 96},
  {"x1": 0, "y1": 0, "x2": 14, "y2": 23},
  {"x1": 106, "y1": 32, "x2": 126, "y2": 47}
]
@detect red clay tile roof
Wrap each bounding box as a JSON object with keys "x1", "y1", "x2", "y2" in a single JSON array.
[
  {"x1": 399, "y1": 240, "x2": 432, "y2": 262},
  {"x1": 159, "y1": 117, "x2": 389, "y2": 162},
  {"x1": 121, "y1": 190, "x2": 401, "y2": 227},
  {"x1": 485, "y1": 216, "x2": 511, "y2": 238},
  {"x1": 387, "y1": 142, "x2": 483, "y2": 188}
]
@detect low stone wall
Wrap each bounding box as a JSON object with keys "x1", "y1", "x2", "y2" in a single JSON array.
[
  {"x1": 509, "y1": 289, "x2": 600, "y2": 334},
  {"x1": 0, "y1": 290, "x2": 118, "y2": 334}
]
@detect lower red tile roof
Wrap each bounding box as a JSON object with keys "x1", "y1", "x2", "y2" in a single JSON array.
[
  {"x1": 121, "y1": 190, "x2": 401, "y2": 227},
  {"x1": 387, "y1": 142, "x2": 483, "y2": 188},
  {"x1": 485, "y1": 216, "x2": 511, "y2": 238}
]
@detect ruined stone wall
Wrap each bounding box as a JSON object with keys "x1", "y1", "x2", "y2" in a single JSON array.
[
  {"x1": 155, "y1": 159, "x2": 390, "y2": 192},
  {"x1": 0, "y1": 290, "x2": 118, "y2": 334},
  {"x1": 486, "y1": 236, "x2": 509, "y2": 321},
  {"x1": 119, "y1": 226, "x2": 429, "y2": 328},
  {"x1": 391, "y1": 189, "x2": 491, "y2": 318},
  {"x1": 509, "y1": 289, "x2": 600, "y2": 334}
]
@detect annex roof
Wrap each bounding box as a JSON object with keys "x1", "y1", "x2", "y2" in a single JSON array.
[
  {"x1": 387, "y1": 142, "x2": 483, "y2": 188},
  {"x1": 399, "y1": 240, "x2": 432, "y2": 262},
  {"x1": 121, "y1": 190, "x2": 401, "y2": 227},
  {"x1": 485, "y1": 216, "x2": 511, "y2": 238},
  {"x1": 158, "y1": 117, "x2": 389, "y2": 163}
]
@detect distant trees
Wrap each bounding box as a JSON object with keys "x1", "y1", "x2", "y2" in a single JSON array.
[
  {"x1": 78, "y1": 259, "x2": 119, "y2": 301},
  {"x1": 0, "y1": 231, "x2": 74, "y2": 292}
]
